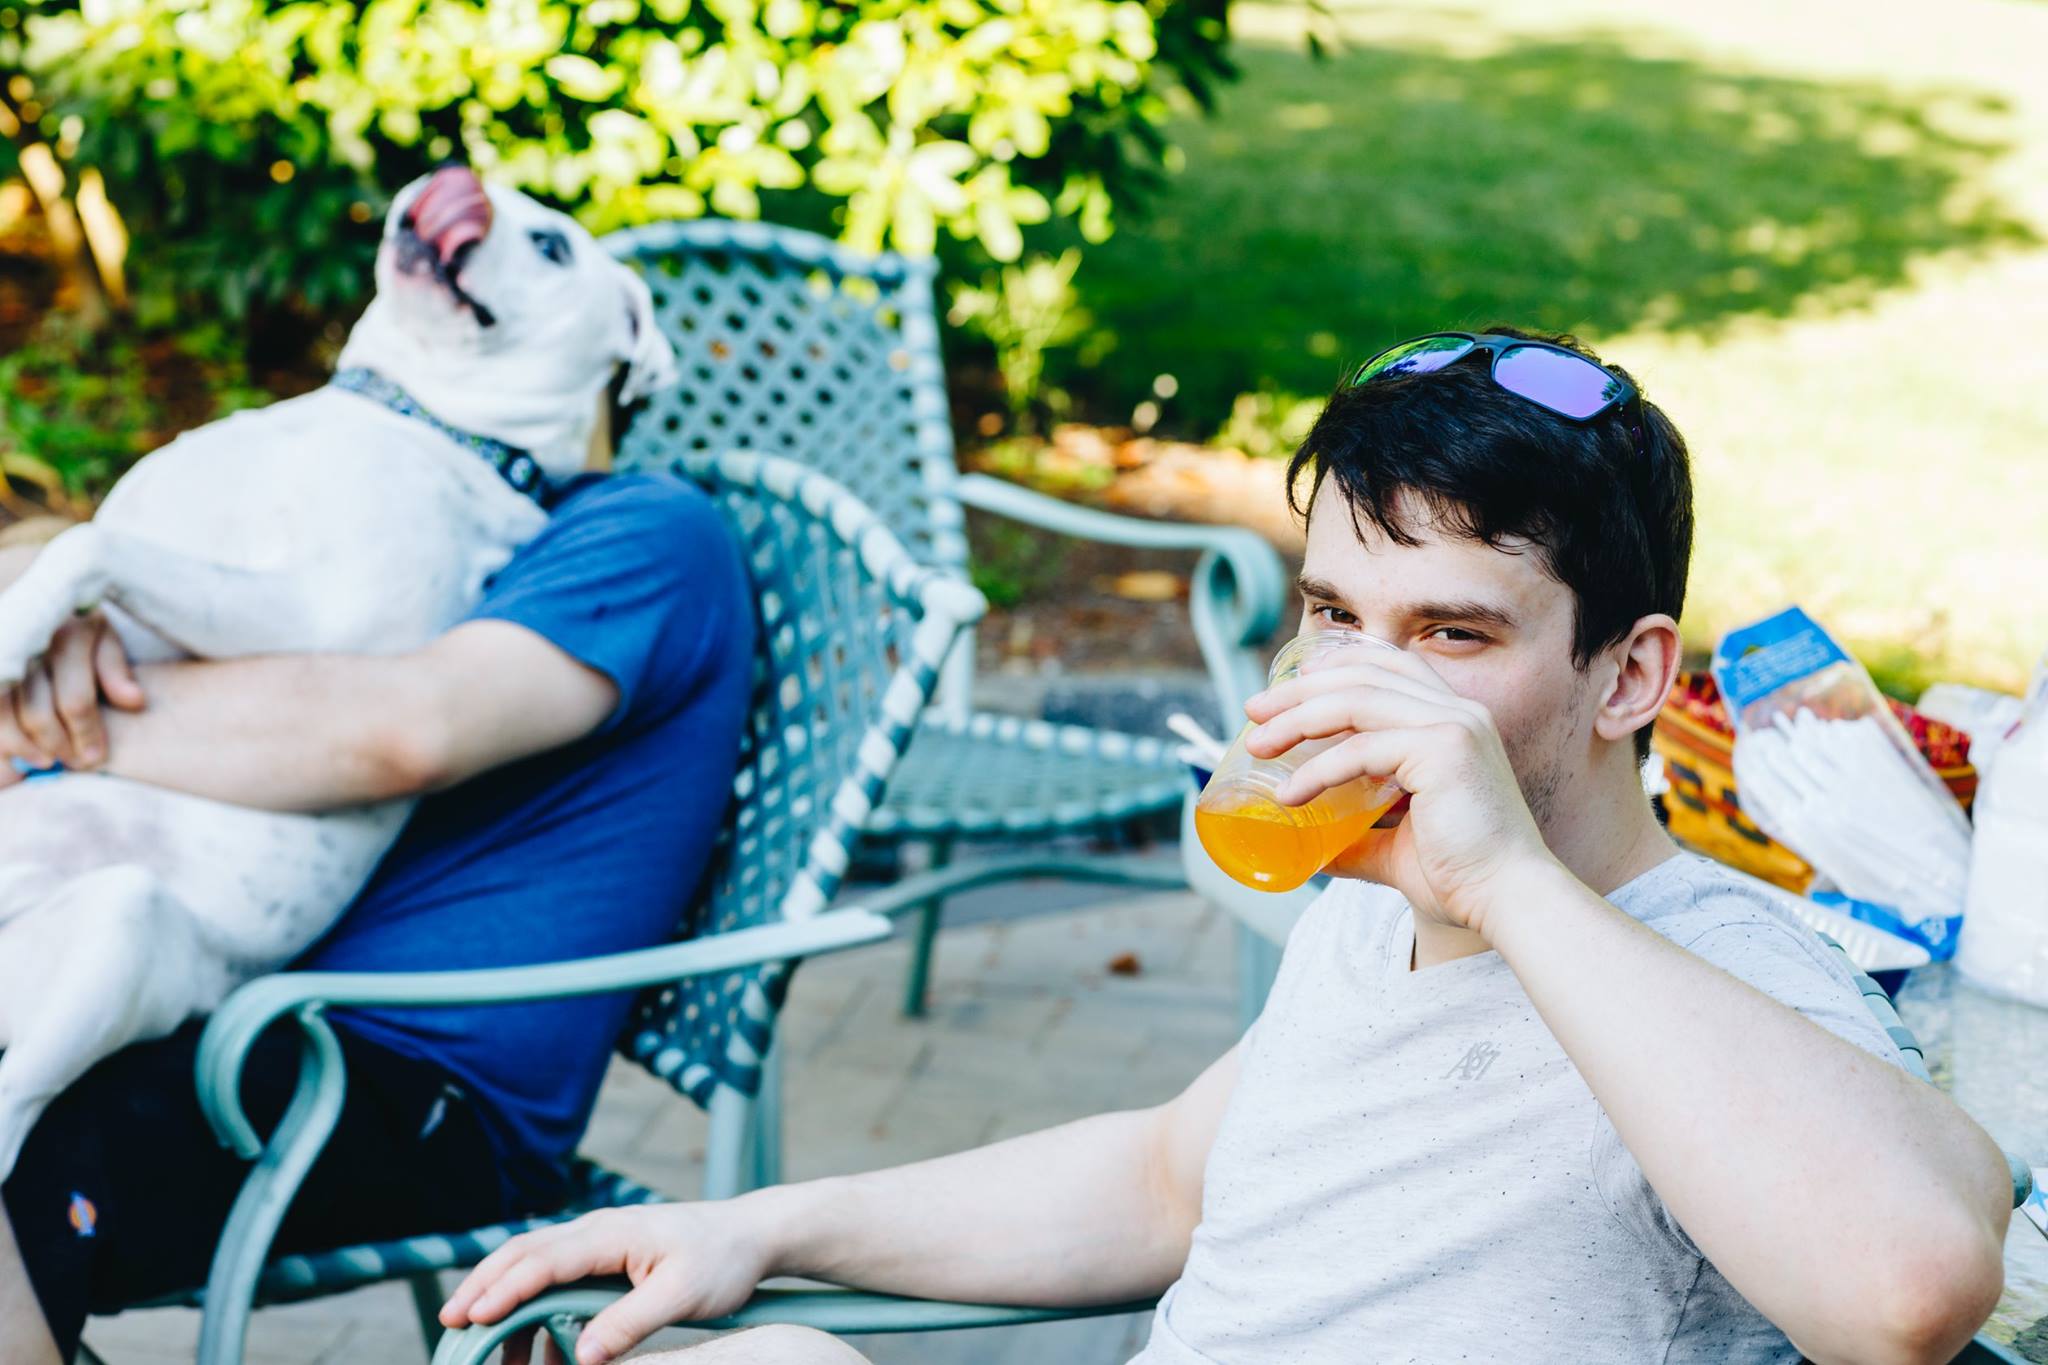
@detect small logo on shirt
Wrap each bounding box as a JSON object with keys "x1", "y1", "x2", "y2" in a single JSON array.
[
  {"x1": 68, "y1": 1193, "x2": 97, "y2": 1238},
  {"x1": 1443, "y1": 1041, "x2": 1502, "y2": 1081}
]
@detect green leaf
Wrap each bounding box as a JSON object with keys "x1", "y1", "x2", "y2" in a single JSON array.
[{"x1": 545, "y1": 53, "x2": 625, "y2": 102}]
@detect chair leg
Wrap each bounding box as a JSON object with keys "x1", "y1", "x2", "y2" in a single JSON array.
[
  {"x1": 407, "y1": 1270, "x2": 447, "y2": 1358},
  {"x1": 198, "y1": 1013, "x2": 350, "y2": 1365},
  {"x1": 749, "y1": 1040, "x2": 784, "y2": 1189},
  {"x1": 902, "y1": 839, "x2": 955, "y2": 1019},
  {"x1": 703, "y1": 1083, "x2": 755, "y2": 1201}
]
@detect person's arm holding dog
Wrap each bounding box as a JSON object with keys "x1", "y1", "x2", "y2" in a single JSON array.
[
  {"x1": 0, "y1": 496, "x2": 622, "y2": 810},
  {"x1": 1242, "y1": 626, "x2": 2010, "y2": 1365},
  {"x1": 0, "y1": 587, "x2": 617, "y2": 809}
]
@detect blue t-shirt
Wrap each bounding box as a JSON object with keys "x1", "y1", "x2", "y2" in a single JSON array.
[{"x1": 295, "y1": 473, "x2": 754, "y2": 1208}]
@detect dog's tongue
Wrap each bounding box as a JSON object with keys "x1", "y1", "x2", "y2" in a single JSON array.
[{"x1": 408, "y1": 166, "x2": 492, "y2": 268}]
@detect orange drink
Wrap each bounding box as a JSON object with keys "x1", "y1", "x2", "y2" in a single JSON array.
[
  {"x1": 1195, "y1": 787, "x2": 1400, "y2": 892},
  {"x1": 1194, "y1": 631, "x2": 1406, "y2": 893}
]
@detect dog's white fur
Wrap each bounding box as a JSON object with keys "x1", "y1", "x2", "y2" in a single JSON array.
[{"x1": 0, "y1": 173, "x2": 677, "y2": 1175}]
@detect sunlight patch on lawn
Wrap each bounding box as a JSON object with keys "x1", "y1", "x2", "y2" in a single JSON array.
[{"x1": 1048, "y1": 0, "x2": 2048, "y2": 690}]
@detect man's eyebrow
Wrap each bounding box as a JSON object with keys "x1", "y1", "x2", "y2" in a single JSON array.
[
  {"x1": 1404, "y1": 599, "x2": 1520, "y2": 632},
  {"x1": 1296, "y1": 575, "x2": 1349, "y2": 605},
  {"x1": 1296, "y1": 578, "x2": 1520, "y2": 632}
]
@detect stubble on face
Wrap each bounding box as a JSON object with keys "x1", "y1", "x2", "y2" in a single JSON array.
[{"x1": 1502, "y1": 712, "x2": 1571, "y2": 834}]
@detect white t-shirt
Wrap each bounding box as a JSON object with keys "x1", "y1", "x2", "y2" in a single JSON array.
[{"x1": 1133, "y1": 852, "x2": 1905, "y2": 1364}]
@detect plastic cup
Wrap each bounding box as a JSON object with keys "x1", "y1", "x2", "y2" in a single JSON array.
[{"x1": 1194, "y1": 632, "x2": 1405, "y2": 892}]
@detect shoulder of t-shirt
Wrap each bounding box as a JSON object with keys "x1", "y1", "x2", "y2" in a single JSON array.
[
  {"x1": 1629, "y1": 853, "x2": 1829, "y2": 960},
  {"x1": 544, "y1": 472, "x2": 739, "y2": 577},
  {"x1": 1290, "y1": 876, "x2": 1408, "y2": 950},
  {"x1": 551, "y1": 471, "x2": 726, "y2": 537},
  {"x1": 1244, "y1": 877, "x2": 1408, "y2": 1046},
  {"x1": 1632, "y1": 853, "x2": 1905, "y2": 1065}
]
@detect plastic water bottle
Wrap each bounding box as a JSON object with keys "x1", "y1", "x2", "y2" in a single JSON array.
[{"x1": 1194, "y1": 632, "x2": 1405, "y2": 893}]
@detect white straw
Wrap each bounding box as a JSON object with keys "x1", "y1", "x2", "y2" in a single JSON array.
[{"x1": 1167, "y1": 712, "x2": 1227, "y2": 765}]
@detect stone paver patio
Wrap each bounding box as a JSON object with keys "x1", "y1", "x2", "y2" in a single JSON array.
[{"x1": 85, "y1": 884, "x2": 1237, "y2": 1364}]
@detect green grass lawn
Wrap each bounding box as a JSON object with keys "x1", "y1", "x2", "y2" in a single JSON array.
[{"x1": 1039, "y1": 0, "x2": 2048, "y2": 694}]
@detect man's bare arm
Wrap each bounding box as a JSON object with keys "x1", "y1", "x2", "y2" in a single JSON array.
[
  {"x1": 768, "y1": 1044, "x2": 1238, "y2": 1306},
  {"x1": 1492, "y1": 862, "x2": 2009, "y2": 1365},
  {"x1": 440, "y1": 1047, "x2": 1241, "y2": 1364},
  {"x1": 83, "y1": 621, "x2": 619, "y2": 811}
]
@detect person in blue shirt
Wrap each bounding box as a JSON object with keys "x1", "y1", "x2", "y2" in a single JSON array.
[{"x1": 0, "y1": 462, "x2": 755, "y2": 1363}]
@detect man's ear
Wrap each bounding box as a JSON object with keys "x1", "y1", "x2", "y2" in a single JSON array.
[
  {"x1": 1594, "y1": 613, "x2": 1682, "y2": 745},
  {"x1": 615, "y1": 266, "x2": 678, "y2": 405}
]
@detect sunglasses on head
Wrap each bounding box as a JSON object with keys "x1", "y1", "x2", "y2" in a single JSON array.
[{"x1": 1347, "y1": 332, "x2": 1646, "y2": 457}]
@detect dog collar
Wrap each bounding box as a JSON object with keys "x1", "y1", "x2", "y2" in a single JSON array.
[{"x1": 330, "y1": 367, "x2": 549, "y2": 504}]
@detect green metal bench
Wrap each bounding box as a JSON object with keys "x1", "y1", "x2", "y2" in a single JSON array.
[
  {"x1": 427, "y1": 940, "x2": 2040, "y2": 1365},
  {"x1": 79, "y1": 453, "x2": 986, "y2": 1365},
  {"x1": 604, "y1": 219, "x2": 1290, "y2": 1018}
]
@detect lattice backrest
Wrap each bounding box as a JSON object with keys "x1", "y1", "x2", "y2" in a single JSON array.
[
  {"x1": 621, "y1": 450, "x2": 984, "y2": 1106},
  {"x1": 607, "y1": 220, "x2": 969, "y2": 577}
]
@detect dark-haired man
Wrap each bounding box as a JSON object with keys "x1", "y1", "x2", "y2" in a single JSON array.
[{"x1": 444, "y1": 331, "x2": 2011, "y2": 1365}]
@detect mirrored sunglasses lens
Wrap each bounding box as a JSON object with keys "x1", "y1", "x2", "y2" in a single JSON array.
[
  {"x1": 1353, "y1": 335, "x2": 1473, "y2": 385},
  {"x1": 1494, "y1": 346, "x2": 1625, "y2": 419}
]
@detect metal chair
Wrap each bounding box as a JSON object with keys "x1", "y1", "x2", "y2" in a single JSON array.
[
  {"x1": 428, "y1": 938, "x2": 2041, "y2": 1365},
  {"x1": 81, "y1": 453, "x2": 986, "y2": 1365},
  {"x1": 605, "y1": 219, "x2": 1290, "y2": 1015}
]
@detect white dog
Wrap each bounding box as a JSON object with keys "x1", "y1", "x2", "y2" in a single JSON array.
[{"x1": 0, "y1": 165, "x2": 678, "y2": 1175}]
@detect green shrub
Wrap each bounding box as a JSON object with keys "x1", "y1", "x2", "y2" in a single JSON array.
[
  {"x1": 946, "y1": 247, "x2": 1111, "y2": 425},
  {"x1": 1209, "y1": 384, "x2": 1321, "y2": 460},
  {"x1": 20, "y1": 0, "x2": 1233, "y2": 319}
]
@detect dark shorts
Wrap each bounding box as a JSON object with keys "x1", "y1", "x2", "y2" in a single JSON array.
[{"x1": 4, "y1": 1019, "x2": 521, "y2": 1360}]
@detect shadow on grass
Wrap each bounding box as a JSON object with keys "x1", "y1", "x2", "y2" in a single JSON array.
[{"x1": 1049, "y1": 24, "x2": 2037, "y2": 431}]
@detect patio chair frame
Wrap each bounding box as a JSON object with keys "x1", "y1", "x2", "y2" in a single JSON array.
[{"x1": 604, "y1": 218, "x2": 1291, "y2": 1018}]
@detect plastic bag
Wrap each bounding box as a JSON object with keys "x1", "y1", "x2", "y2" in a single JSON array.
[{"x1": 1712, "y1": 608, "x2": 1972, "y2": 961}]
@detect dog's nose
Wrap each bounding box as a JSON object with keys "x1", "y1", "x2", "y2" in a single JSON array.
[{"x1": 403, "y1": 165, "x2": 492, "y2": 269}]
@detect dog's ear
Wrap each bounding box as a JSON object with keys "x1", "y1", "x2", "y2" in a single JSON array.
[{"x1": 615, "y1": 267, "x2": 678, "y2": 406}]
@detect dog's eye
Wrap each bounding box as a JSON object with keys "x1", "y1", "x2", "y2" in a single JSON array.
[{"x1": 529, "y1": 229, "x2": 572, "y2": 265}]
